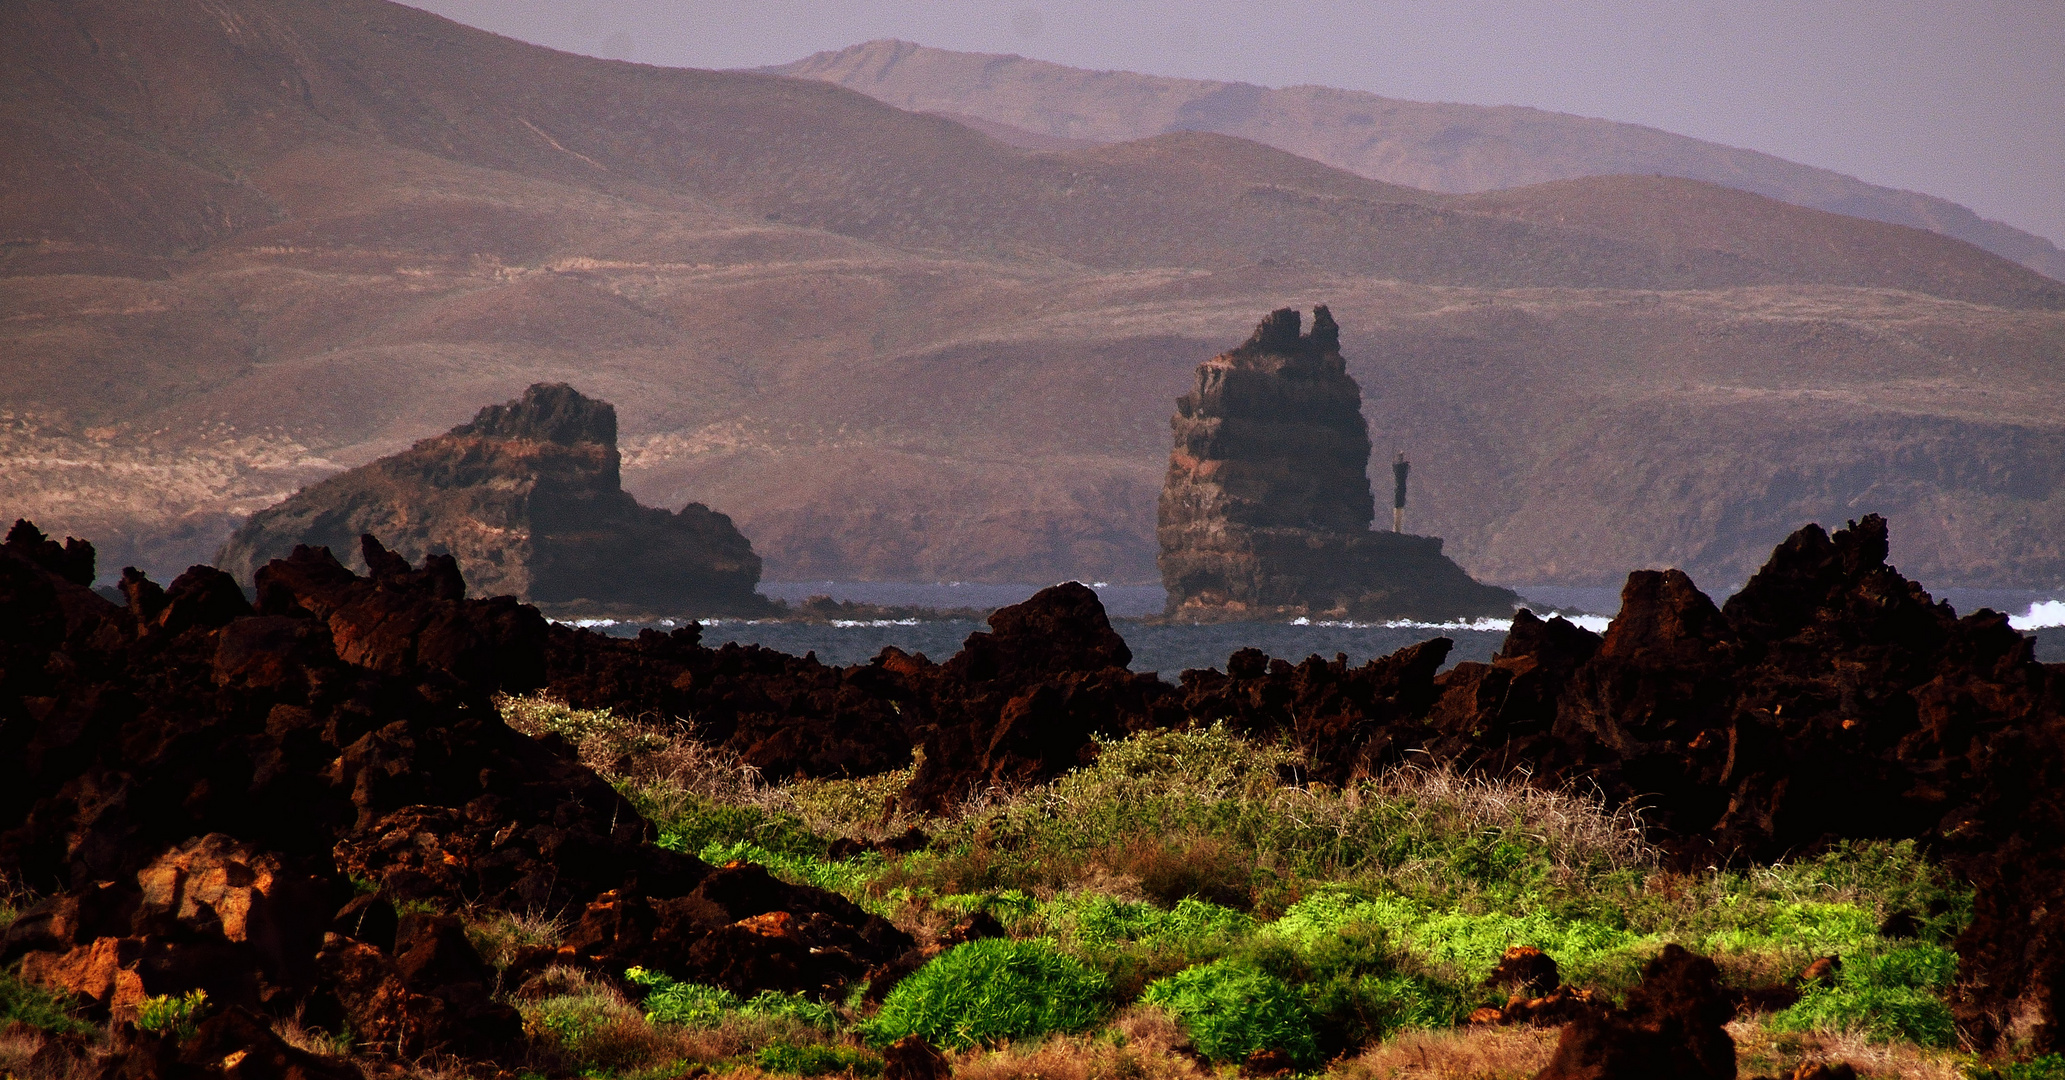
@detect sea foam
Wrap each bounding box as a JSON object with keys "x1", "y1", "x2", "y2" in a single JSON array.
[
  {"x1": 2011, "y1": 600, "x2": 2065, "y2": 630},
  {"x1": 1289, "y1": 613, "x2": 1614, "y2": 634}
]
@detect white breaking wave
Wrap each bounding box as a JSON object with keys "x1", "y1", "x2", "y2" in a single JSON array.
[
  {"x1": 2011, "y1": 600, "x2": 2065, "y2": 630},
  {"x1": 1288, "y1": 612, "x2": 1613, "y2": 634},
  {"x1": 1558, "y1": 614, "x2": 1614, "y2": 633},
  {"x1": 829, "y1": 619, "x2": 922, "y2": 628}
]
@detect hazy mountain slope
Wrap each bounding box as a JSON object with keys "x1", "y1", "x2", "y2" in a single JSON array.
[
  {"x1": 3, "y1": 0, "x2": 2063, "y2": 593},
  {"x1": 771, "y1": 40, "x2": 2065, "y2": 283}
]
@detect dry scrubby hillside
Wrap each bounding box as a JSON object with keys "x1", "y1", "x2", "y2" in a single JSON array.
[{"x1": 3, "y1": 0, "x2": 2064, "y2": 588}]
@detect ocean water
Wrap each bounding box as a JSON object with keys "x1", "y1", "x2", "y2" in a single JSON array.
[{"x1": 561, "y1": 581, "x2": 2064, "y2": 673}]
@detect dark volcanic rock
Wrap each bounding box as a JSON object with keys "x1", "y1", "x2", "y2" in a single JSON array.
[
  {"x1": 1175, "y1": 638, "x2": 1454, "y2": 784},
  {"x1": 540, "y1": 863, "x2": 913, "y2": 999},
  {"x1": 1532, "y1": 945, "x2": 1736, "y2": 1080},
  {"x1": 92, "y1": 1004, "x2": 364, "y2": 1080},
  {"x1": 1156, "y1": 308, "x2": 1520, "y2": 622},
  {"x1": 899, "y1": 582, "x2": 1181, "y2": 811},
  {"x1": 217, "y1": 384, "x2": 771, "y2": 616},
  {"x1": 543, "y1": 621, "x2": 919, "y2": 782},
  {"x1": 0, "y1": 520, "x2": 912, "y2": 1064},
  {"x1": 12, "y1": 505, "x2": 2065, "y2": 1059}
]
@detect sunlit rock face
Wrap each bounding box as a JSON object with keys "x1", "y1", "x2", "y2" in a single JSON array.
[
  {"x1": 218, "y1": 383, "x2": 769, "y2": 616},
  {"x1": 1156, "y1": 307, "x2": 1518, "y2": 622}
]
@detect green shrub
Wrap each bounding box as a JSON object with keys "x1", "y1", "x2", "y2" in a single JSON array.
[
  {"x1": 0, "y1": 969, "x2": 92, "y2": 1036},
  {"x1": 1768, "y1": 942, "x2": 1960, "y2": 1047},
  {"x1": 863, "y1": 938, "x2": 1111, "y2": 1049},
  {"x1": 1303, "y1": 970, "x2": 1466, "y2": 1047},
  {"x1": 756, "y1": 1042, "x2": 883, "y2": 1076},
  {"x1": 1771, "y1": 984, "x2": 1955, "y2": 1047},
  {"x1": 1966, "y1": 1055, "x2": 2065, "y2": 1080},
  {"x1": 1700, "y1": 901, "x2": 1882, "y2": 956},
  {"x1": 136, "y1": 990, "x2": 209, "y2": 1040},
  {"x1": 1263, "y1": 889, "x2": 1643, "y2": 988},
  {"x1": 1142, "y1": 960, "x2": 1318, "y2": 1067}
]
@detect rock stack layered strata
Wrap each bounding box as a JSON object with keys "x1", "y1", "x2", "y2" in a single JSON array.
[
  {"x1": 217, "y1": 384, "x2": 770, "y2": 616},
  {"x1": 1157, "y1": 307, "x2": 1520, "y2": 622}
]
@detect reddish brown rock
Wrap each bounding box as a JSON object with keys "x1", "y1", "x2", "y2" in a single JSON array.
[
  {"x1": 1486, "y1": 946, "x2": 1562, "y2": 999},
  {"x1": 544, "y1": 621, "x2": 917, "y2": 782},
  {"x1": 218, "y1": 384, "x2": 770, "y2": 617},
  {"x1": 880, "y1": 1035, "x2": 951, "y2": 1080},
  {"x1": 1155, "y1": 308, "x2": 1520, "y2": 623},
  {"x1": 1174, "y1": 638, "x2": 1453, "y2": 784},
  {"x1": 314, "y1": 917, "x2": 519, "y2": 1059},
  {"x1": 90, "y1": 1005, "x2": 364, "y2": 1080},
  {"x1": 900, "y1": 582, "x2": 1180, "y2": 811},
  {"x1": 0, "y1": 517, "x2": 897, "y2": 1066},
  {"x1": 536, "y1": 863, "x2": 914, "y2": 1000},
  {"x1": 17, "y1": 936, "x2": 149, "y2": 1020},
  {"x1": 1532, "y1": 945, "x2": 1735, "y2": 1080}
]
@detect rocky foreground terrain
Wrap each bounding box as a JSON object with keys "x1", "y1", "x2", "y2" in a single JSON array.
[
  {"x1": 2, "y1": 509, "x2": 2062, "y2": 1077},
  {"x1": 4, "y1": 0, "x2": 2064, "y2": 589}
]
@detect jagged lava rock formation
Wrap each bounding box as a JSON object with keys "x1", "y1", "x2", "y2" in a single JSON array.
[
  {"x1": 0, "y1": 520, "x2": 913, "y2": 1071},
  {"x1": 1158, "y1": 307, "x2": 1520, "y2": 622},
  {"x1": 218, "y1": 384, "x2": 769, "y2": 616}
]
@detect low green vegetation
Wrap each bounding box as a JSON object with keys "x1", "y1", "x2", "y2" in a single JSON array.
[
  {"x1": 862, "y1": 938, "x2": 1112, "y2": 1049},
  {"x1": 0, "y1": 968, "x2": 93, "y2": 1037},
  {"x1": 136, "y1": 990, "x2": 210, "y2": 1040},
  {"x1": 1769, "y1": 944, "x2": 1960, "y2": 1047},
  {"x1": 1143, "y1": 960, "x2": 1318, "y2": 1066},
  {"x1": 496, "y1": 693, "x2": 2031, "y2": 1079},
  {"x1": 627, "y1": 969, "x2": 838, "y2": 1031},
  {"x1": 1967, "y1": 1056, "x2": 2065, "y2": 1080},
  {"x1": 754, "y1": 1042, "x2": 883, "y2": 1076}
]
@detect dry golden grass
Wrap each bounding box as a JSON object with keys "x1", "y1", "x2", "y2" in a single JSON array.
[
  {"x1": 1325, "y1": 1020, "x2": 1974, "y2": 1080},
  {"x1": 1331, "y1": 1025, "x2": 1561, "y2": 1080},
  {"x1": 461, "y1": 905, "x2": 570, "y2": 973},
  {"x1": 269, "y1": 1007, "x2": 354, "y2": 1059},
  {"x1": 1727, "y1": 1018, "x2": 1969, "y2": 1080},
  {"x1": 511, "y1": 966, "x2": 702, "y2": 1075},
  {"x1": 948, "y1": 1008, "x2": 1214, "y2": 1080}
]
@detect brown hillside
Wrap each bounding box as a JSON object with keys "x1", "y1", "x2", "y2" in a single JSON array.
[
  {"x1": 773, "y1": 39, "x2": 2065, "y2": 282},
  {"x1": 2, "y1": 0, "x2": 2063, "y2": 591}
]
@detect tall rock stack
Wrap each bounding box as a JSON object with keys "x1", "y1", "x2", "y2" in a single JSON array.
[
  {"x1": 1157, "y1": 307, "x2": 1520, "y2": 622},
  {"x1": 218, "y1": 383, "x2": 771, "y2": 616}
]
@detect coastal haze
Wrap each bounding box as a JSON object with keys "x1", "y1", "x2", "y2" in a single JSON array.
[{"x1": 3, "y1": 0, "x2": 2064, "y2": 597}]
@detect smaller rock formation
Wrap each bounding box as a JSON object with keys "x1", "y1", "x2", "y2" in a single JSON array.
[
  {"x1": 217, "y1": 384, "x2": 771, "y2": 616},
  {"x1": 1157, "y1": 308, "x2": 1520, "y2": 622},
  {"x1": 1531, "y1": 945, "x2": 1736, "y2": 1080}
]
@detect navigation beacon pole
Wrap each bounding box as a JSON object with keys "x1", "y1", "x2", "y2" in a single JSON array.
[{"x1": 1392, "y1": 451, "x2": 1409, "y2": 533}]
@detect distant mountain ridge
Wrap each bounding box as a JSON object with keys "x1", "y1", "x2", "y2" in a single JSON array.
[
  {"x1": 770, "y1": 39, "x2": 2065, "y2": 283},
  {"x1": 3, "y1": 0, "x2": 2063, "y2": 595}
]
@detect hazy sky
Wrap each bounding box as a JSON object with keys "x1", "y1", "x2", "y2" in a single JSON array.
[{"x1": 408, "y1": 0, "x2": 2065, "y2": 247}]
